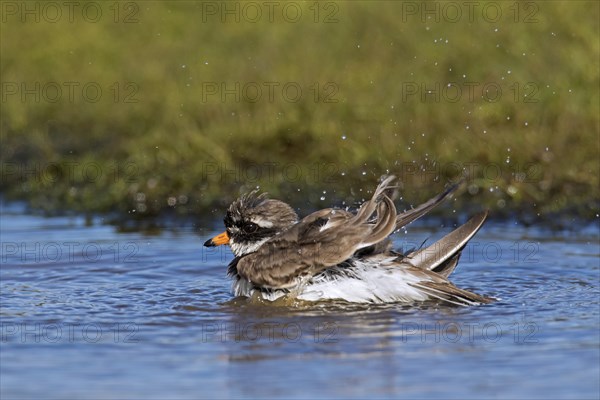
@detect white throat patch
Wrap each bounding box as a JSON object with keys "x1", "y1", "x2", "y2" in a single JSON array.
[{"x1": 230, "y1": 237, "x2": 269, "y2": 257}]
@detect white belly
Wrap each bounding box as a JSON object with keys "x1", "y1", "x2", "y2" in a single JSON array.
[{"x1": 231, "y1": 257, "x2": 431, "y2": 304}]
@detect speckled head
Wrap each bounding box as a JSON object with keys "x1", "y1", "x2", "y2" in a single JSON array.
[{"x1": 222, "y1": 191, "x2": 299, "y2": 256}]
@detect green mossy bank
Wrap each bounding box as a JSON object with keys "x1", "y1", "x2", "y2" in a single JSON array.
[{"x1": 1, "y1": 2, "x2": 598, "y2": 220}]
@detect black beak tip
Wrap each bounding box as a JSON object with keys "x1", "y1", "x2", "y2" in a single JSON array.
[{"x1": 204, "y1": 239, "x2": 215, "y2": 247}]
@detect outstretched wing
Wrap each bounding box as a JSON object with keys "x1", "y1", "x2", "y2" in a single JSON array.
[
  {"x1": 236, "y1": 176, "x2": 398, "y2": 289},
  {"x1": 406, "y1": 210, "x2": 488, "y2": 276},
  {"x1": 351, "y1": 180, "x2": 462, "y2": 258},
  {"x1": 402, "y1": 210, "x2": 493, "y2": 305},
  {"x1": 395, "y1": 181, "x2": 461, "y2": 230}
]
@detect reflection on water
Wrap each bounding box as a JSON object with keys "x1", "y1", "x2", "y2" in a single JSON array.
[{"x1": 1, "y1": 204, "x2": 599, "y2": 399}]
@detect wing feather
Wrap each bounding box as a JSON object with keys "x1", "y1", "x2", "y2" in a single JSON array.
[
  {"x1": 236, "y1": 176, "x2": 398, "y2": 289},
  {"x1": 395, "y1": 181, "x2": 461, "y2": 230}
]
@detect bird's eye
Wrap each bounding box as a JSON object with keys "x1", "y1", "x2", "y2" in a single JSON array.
[{"x1": 242, "y1": 222, "x2": 258, "y2": 234}]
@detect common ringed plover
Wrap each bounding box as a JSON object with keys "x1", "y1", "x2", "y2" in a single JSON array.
[{"x1": 205, "y1": 176, "x2": 492, "y2": 305}]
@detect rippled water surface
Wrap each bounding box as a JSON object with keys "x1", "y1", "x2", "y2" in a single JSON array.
[{"x1": 1, "y1": 203, "x2": 599, "y2": 399}]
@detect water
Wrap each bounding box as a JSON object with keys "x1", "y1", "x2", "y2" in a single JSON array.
[{"x1": 1, "y1": 203, "x2": 599, "y2": 399}]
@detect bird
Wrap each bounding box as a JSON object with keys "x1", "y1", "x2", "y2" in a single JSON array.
[{"x1": 204, "y1": 175, "x2": 492, "y2": 306}]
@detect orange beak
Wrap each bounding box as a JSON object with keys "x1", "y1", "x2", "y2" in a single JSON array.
[{"x1": 204, "y1": 231, "x2": 230, "y2": 247}]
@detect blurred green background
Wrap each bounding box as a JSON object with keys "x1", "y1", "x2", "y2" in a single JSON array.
[{"x1": 1, "y1": 1, "x2": 598, "y2": 220}]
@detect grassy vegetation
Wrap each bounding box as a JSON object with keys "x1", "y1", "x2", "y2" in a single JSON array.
[{"x1": 1, "y1": 1, "x2": 598, "y2": 221}]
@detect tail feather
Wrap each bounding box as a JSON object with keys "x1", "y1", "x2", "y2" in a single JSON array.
[{"x1": 410, "y1": 281, "x2": 493, "y2": 305}]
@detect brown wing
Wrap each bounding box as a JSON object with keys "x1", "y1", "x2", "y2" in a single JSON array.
[
  {"x1": 395, "y1": 181, "x2": 461, "y2": 230},
  {"x1": 406, "y1": 210, "x2": 488, "y2": 273},
  {"x1": 236, "y1": 176, "x2": 398, "y2": 289}
]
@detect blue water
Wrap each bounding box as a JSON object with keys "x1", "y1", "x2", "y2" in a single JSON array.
[{"x1": 1, "y1": 203, "x2": 599, "y2": 399}]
